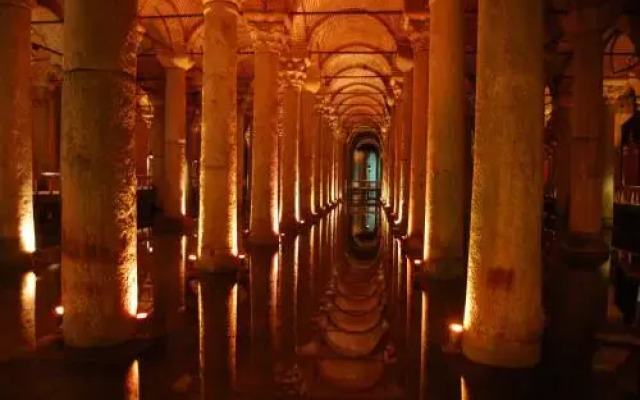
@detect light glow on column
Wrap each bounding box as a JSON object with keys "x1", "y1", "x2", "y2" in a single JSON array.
[{"x1": 19, "y1": 211, "x2": 36, "y2": 253}]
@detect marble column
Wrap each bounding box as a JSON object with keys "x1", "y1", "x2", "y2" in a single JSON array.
[
  {"x1": 384, "y1": 124, "x2": 394, "y2": 210},
  {"x1": 61, "y1": 0, "x2": 140, "y2": 346},
  {"x1": 249, "y1": 21, "x2": 287, "y2": 246},
  {"x1": 462, "y1": 0, "x2": 544, "y2": 367},
  {"x1": 157, "y1": 53, "x2": 193, "y2": 222},
  {"x1": 199, "y1": 0, "x2": 241, "y2": 270},
  {"x1": 406, "y1": 27, "x2": 429, "y2": 251},
  {"x1": 300, "y1": 87, "x2": 318, "y2": 221},
  {"x1": 279, "y1": 57, "x2": 306, "y2": 232},
  {"x1": 31, "y1": 52, "x2": 60, "y2": 188},
  {"x1": 0, "y1": 0, "x2": 35, "y2": 258},
  {"x1": 564, "y1": 7, "x2": 609, "y2": 263},
  {"x1": 423, "y1": 0, "x2": 466, "y2": 277}
]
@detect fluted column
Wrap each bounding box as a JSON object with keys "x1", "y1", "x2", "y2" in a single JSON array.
[
  {"x1": 198, "y1": 0, "x2": 241, "y2": 270},
  {"x1": 462, "y1": 0, "x2": 544, "y2": 367},
  {"x1": 279, "y1": 57, "x2": 307, "y2": 232},
  {"x1": 249, "y1": 21, "x2": 287, "y2": 246},
  {"x1": 423, "y1": 0, "x2": 466, "y2": 277},
  {"x1": 564, "y1": 5, "x2": 609, "y2": 263},
  {"x1": 0, "y1": 0, "x2": 35, "y2": 258},
  {"x1": 157, "y1": 53, "x2": 193, "y2": 222},
  {"x1": 61, "y1": 0, "x2": 140, "y2": 346},
  {"x1": 406, "y1": 27, "x2": 429, "y2": 250}
]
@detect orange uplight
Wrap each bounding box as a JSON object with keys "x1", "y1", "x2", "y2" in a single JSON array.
[
  {"x1": 414, "y1": 259, "x2": 423, "y2": 266},
  {"x1": 237, "y1": 254, "x2": 246, "y2": 260},
  {"x1": 54, "y1": 305, "x2": 64, "y2": 316},
  {"x1": 188, "y1": 254, "x2": 197, "y2": 261},
  {"x1": 450, "y1": 323, "x2": 463, "y2": 333},
  {"x1": 136, "y1": 312, "x2": 149, "y2": 320}
]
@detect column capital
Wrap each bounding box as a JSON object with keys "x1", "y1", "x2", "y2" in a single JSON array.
[
  {"x1": 403, "y1": 18, "x2": 429, "y2": 52},
  {"x1": 247, "y1": 18, "x2": 289, "y2": 54},
  {"x1": 390, "y1": 76, "x2": 404, "y2": 100},
  {"x1": 202, "y1": 0, "x2": 242, "y2": 10},
  {"x1": 603, "y1": 82, "x2": 633, "y2": 106},
  {"x1": 0, "y1": 0, "x2": 34, "y2": 9},
  {"x1": 561, "y1": 2, "x2": 619, "y2": 36},
  {"x1": 156, "y1": 50, "x2": 195, "y2": 71},
  {"x1": 31, "y1": 51, "x2": 61, "y2": 91},
  {"x1": 279, "y1": 57, "x2": 309, "y2": 89}
]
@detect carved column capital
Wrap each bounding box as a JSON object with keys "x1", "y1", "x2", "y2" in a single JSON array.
[
  {"x1": 249, "y1": 21, "x2": 288, "y2": 54},
  {"x1": 202, "y1": 0, "x2": 242, "y2": 10},
  {"x1": 156, "y1": 50, "x2": 195, "y2": 71},
  {"x1": 603, "y1": 83, "x2": 633, "y2": 106},
  {"x1": 390, "y1": 76, "x2": 404, "y2": 101},
  {"x1": 279, "y1": 57, "x2": 309, "y2": 89}
]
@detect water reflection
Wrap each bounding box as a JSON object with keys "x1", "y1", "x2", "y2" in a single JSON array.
[{"x1": 1, "y1": 205, "x2": 636, "y2": 400}]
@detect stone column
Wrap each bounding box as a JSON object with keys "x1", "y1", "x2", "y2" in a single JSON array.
[
  {"x1": 313, "y1": 102, "x2": 324, "y2": 213},
  {"x1": 150, "y1": 91, "x2": 166, "y2": 209},
  {"x1": 157, "y1": 53, "x2": 193, "y2": 222},
  {"x1": 0, "y1": 0, "x2": 35, "y2": 257},
  {"x1": 300, "y1": 85, "x2": 319, "y2": 221},
  {"x1": 406, "y1": 26, "x2": 429, "y2": 251},
  {"x1": 390, "y1": 77, "x2": 404, "y2": 220},
  {"x1": 462, "y1": 0, "x2": 544, "y2": 367},
  {"x1": 564, "y1": 6, "x2": 609, "y2": 263},
  {"x1": 279, "y1": 57, "x2": 307, "y2": 232},
  {"x1": 552, "y1": 90, "x2": 573, "y2": 223},
  {"x1": 249, "y1": 20, "x2": 287, "y2": 246},
  {"x1": 423, "y1": 0, "x2": 466, "y2": 277},
  {"x1": 384, "y1": 124, "x2": 394, "y2": 210},
  {"x1": 61, "y1": 0, "x2": 140, "y2": 346},
  {"x1": 31, "y1": 52, "x2": 60, "y2": 186},
  {"x1": 198, "y1": 0, "x2": 241, "y2": 270},
  {"x1": 398, "y1": 71, "x2": 414, "y2": 230}
]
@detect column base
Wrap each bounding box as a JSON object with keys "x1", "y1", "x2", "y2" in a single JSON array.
[
  {"x1": 0, "y1": 238, "x2": 32, "y2": 272},
  {"x1": 462, "y1": 332, "x2": 540, "y2": 368},
  {"x1": 197, "y1": 254, "x2": 244, "y2": 273},
  {"x1": 246, "y1": 232, "x2": 280, "y2": 249},
  {"x1": 153, "y1": 215, "x2": 192, "y2": 234},
  {"x1": 423, "y1": 257, "x2": 466, "y2": 279},
  {"x1": 404, "y1": 234, "x2": 424, "y2": 257},
  {"x1": 561, "y1": 232, "x2": 610, "y2": 268},
  {"x1": 279, "y1": 219, "x2": 301, "y2": 237}
]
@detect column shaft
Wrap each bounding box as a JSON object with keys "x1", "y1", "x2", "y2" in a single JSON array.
[
  {"x1": 279, "y1": 60, "x2": 305, "y2": 231},
  {"x1": 249, "y1": 23, "x2": 285, "y2": 246},
  {"x1": 199, "y1": 0, "x2": 240, "y2": 268},
  {"x1": 462, "y1": 0, "x2": 544, "y2": 367},
  {"x1": 423, "y1": 0, "x2": 466, "y2": 277},
  {"x1": 0, "y1": 0, "x2": 34, "y2": 255},
  {"x1": 163, "y1": 67, "x2": 188, "y2": 220},
  {"x1": 61, "y1": 0, "x2": 139, "y2": 346},
  {"x1": 407, "y1": 32, "x2": 428, "y2": 249},
  {"x1": 566, "y1": 14, "x2": 608, "y2": 259},
  {"x1": 399, "y1": 71, "x2": 414, "y2": 230},
  {"x1": 300, "y1": 90, "x2": 316, "y2": 219},
  {"x1": 151, "y1": 95, "x2": 166, "y2": 209}
]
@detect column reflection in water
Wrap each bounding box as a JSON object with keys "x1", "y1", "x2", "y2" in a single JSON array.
[
  {"x1": 198, "y1": 271, "x2": 237, "y2": 399},
  {"x1": 151, "y1": 233, "x2": 186, "y2": 335},
  {"x1": 0, "y1": 271, "x2": 36, "y2": 360},
  {"x1": 249, "y1": 248, "x2": 279, "y2": 392},
  {"x1": 274, "y1": 236, "x2": 304, "y2": 395}
]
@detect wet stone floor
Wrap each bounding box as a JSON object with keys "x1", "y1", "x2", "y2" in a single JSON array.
[{"x1": 0, "y1": 205, "x2": 639, "y2": 399}]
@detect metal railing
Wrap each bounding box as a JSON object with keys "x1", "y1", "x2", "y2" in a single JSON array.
[
  {"x1": 615, "y1": 186, "x2": 640, "y2": 206},
  {"x1": 34, "y1": 172, "x2": 155, "y2": 195},
  {"x1": 348, "y1": 180, "x2": 381, "y2": 204}
]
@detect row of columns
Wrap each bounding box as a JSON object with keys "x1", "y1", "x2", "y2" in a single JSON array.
[{"x1": 381, "y1": 0, "x2": 617, "y2": 368}]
